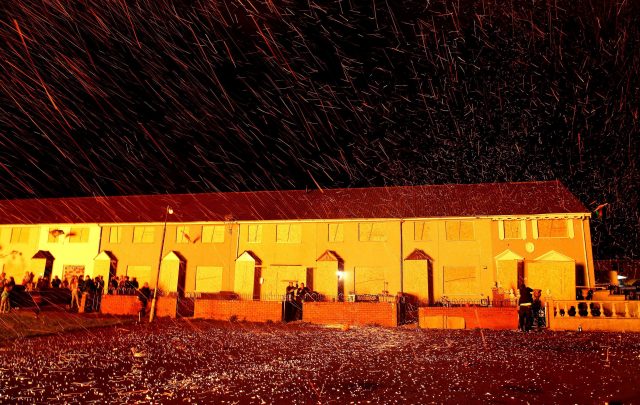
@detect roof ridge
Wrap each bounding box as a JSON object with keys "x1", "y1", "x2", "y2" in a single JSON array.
[{"x1": 0, "y1": 180, "x2": 563, "y2": 202}]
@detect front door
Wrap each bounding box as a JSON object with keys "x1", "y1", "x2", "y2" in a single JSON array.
[{"x1": 176, "y1": 262, "x2": 194, "y2": 318}]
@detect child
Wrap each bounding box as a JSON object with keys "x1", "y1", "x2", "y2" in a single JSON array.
[{"x1": 0, "y1": 286, "x2": 10, "y2": 313}]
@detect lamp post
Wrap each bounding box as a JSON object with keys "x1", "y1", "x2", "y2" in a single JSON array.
[{"x1": 149, "y1": 205, "x2": 173, "y2": 322}]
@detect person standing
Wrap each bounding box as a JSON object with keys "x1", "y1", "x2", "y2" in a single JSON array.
[
  {"x1": 69, "y1": 276, "x2": 80, "y2": 311},
  {"x1": 0, "y1": 286, "x2": 10, "y2": 313},
  {"x1": 284, "y1": 282, "x2": 296, "y2": 321},
  {"x1": 93, "y1": 276, "x2": 104, "y2": 312},
  {"x1": 295, "y1": 283, "x2": 310, "y2": 320},
  {"x1": 138, "y1": 282, "x2": 151, "y2": 319},
  {"x1": 51, "y1": 276, "x2": 61, "y2": 289},
  {"x1": 518, "y1": 284, "x2": 534, "y2": 332}
]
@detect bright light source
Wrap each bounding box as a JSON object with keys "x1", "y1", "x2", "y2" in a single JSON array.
[
  {"x1": 617, "y1": 275, "x2": 627, "y2": 280},
  {"x1": 336, "y1": 271, "x2": 344, "y2": 279},
  {"x1": 167, "y1": 207, "x2": 174, "y2": 215}
]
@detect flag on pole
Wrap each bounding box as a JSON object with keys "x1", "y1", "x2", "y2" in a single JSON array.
[{"x1": 593, "y1": 203, "x2": 608, "y2": 220}]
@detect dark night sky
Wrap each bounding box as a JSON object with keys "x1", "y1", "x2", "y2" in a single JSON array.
[{"x1": 0, "y1": 0, "x2": 638, "y2": 258}]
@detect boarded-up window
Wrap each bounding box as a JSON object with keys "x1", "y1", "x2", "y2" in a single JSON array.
[
  {"x1": 69, "y1": 228, "x2": 90, "y2": 243},
  {"x1": 504, "y1": 220, "x2": 522, "y2": 239},
  {"x1": 328, "y1": 223, "x2": 344, "y2": 242},
  {"x1": 109, "y1": 226, "x2": 122, "y2": 244},
  {"x1": 176, "y1": 226, "x2": 191, "y2": 244},
  {"x1": 133, "y1": 226, "x2": 155, "y2": 243},
  {"x1": 195, "y1": 266, "x2": 223, "y2": 292},
  {"x1": 445, "y1": 221, "x2": 474, "y2": 241},
  {"x1": 202, "y1": 225, "x2": 225, "y2": 243},
  {"x1": 126, "y1": 266, "x2": 151, "y2": 284},
  {"x1": 276, "y1": 224, "x2": 301, "y2": 243},
  {"x1": 358, "y1": 222, "x2": 387, "y2": 241},
  {"x1": 10, "y1": 227, "x2": 31, "y2": 244},
  {"x1": 48, "y1": 228, "x2": 64, "y2": 243},
  {"x1": 247, "y1": 224, "x2": 262, "y2": 243},
  {"x1": 414, "y1": 222, "x2": 432, "y2": 241},
  {"x1": 354, "y1": 266, "x2": 386, "y2": 294},
  {"x1": 538, "y1": 219, "x2": 568, "y2": 238},
  {"x1": 443, "y1": 266, "x2": 477, "y2": 295}
]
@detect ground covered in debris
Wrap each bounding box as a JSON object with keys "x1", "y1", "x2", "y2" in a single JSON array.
[{"x1": 1, "y1": 319, "x2": 639, "y2": 404}]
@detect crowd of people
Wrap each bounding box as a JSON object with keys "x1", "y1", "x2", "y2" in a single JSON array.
[{"x1": 0, "y1": 271, "x2": 153, "y2": 314}]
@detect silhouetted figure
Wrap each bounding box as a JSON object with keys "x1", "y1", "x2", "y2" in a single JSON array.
[
  {"x1": 138, "y1": 282, "x2": 151, "y2": 319},
  {"x1": 518, "y1": 284, "x2": 534, "y2": 332}
]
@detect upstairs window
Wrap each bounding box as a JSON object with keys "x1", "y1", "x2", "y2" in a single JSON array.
[
  {"x1": 276, "y1": 224, "x2": 301, "y2": 243},
  {"x1": 133, "y1": 226, "x2": 155, "y2": 243},
  {"x1": 504, "y1": 220, "x2": 522, "y2": 239},
  {"x1": 176, "y1": 226, "x2": 191, "y2": 244},
  {"x1": 537, "y1": 219, "x2": 568, "y2": 238},
  {"x1": 109, "y1": 227, "x2": 122, "y2": 244},
  {"x1": 10, "y1": 227, "x2": 31, "y2": 244},
  {"x1": 328, "y1": 223, "x2": 344, "y2": 242},
  {"x1": 445, "y1": 221, "x2": 474, "y2": 241},
  {"x1": 358, "y1": 222, "x2": 387, "y2": 242},
  {"x1": 413, "y1": 222, "x2": 432, "y2": 241},
  {"x1": 69, "y1": 228, "x2": 90, "y2": 243},
  {"x1": 247, "y1": 224, "x2": 262, "y2": 243},
  {"x1": 202, "y1": 225, "x2": 225, "y2": 243},
  {"x1": 48, "y1": 228, "x2": 64, "y2": 243}
]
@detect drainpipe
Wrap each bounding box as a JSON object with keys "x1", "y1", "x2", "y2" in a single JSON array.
[{"x1": 399, "y1": 219, "x2": 404, "y2": 294}]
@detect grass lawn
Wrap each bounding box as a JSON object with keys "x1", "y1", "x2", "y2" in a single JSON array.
[{"x1": 0, "y1": 310, "x2": 134, "y2": 341}]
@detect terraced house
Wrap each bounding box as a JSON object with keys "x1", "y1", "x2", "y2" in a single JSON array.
[{"x1": 0, "y1": 181, "x2": 594, "y2": 308}]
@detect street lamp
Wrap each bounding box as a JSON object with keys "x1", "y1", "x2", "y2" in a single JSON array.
[{"x1": 149, "y1": 205, "x2": 173, "y2": 322}]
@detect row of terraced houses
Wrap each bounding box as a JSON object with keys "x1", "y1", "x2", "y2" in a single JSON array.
[{"x1": 0, "y1": 181, "x2": 594, "y2": 310}]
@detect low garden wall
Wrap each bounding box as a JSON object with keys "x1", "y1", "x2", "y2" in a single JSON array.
[
  {"x1": 100, "y1": 295, "x2": 177, "y2": 318},
  {"x1": 193, "y1": 299, "x2": 282, "y2": 322},
  {"x1": 303, "y1": 302, "x2": 398, "y2": 327},
  {"x1": 418, "y1": 306, "x2": 518, "y2": 330}
]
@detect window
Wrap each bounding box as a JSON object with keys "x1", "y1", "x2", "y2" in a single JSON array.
[
  {"x1": 443, "y1": 266, "x2": 477, "y2": 295},
  {"x1": 10, "y1": 227, "x2": 31, "y2": 244},
  {"x1": 48, "y1": 228, "x2": 64, "y2": 243},
  {"x1": 358, "y1": 222, "x2": 387, "y2": 241},
  {"x1": 195, "y1": 266, "x2": 223, "y2": 292},
  {"x1": 276, "y1": 224, "x2": 301, "y2": 243},
  {"x1": 133, "y1": 226, "x2": 155, "y2": 243},
  {"x1": 537, "y1": 219, "x2": 568, "y2": 238},
  {"x1": 414, "y1": 222, "x2": 431, "y2": 241},
  {"x1": 328, "y1": 223, "x2": 344, "y2": 242},
  {"x1": 176, "y1": 226, "x2": 191, "y2": 244},
  {"x1": 504, "y1": 220, "x2": 522, "y2": 239},
  {"x1": 109, "y1": 226, "x2": 122, "y2": 244},
  {"x1": 247, "y1": 224, "x2": 262, "y2": 243},
  {"x1": 202, "y1": 225, "x2": 225, "y2": 243},
  {"x1": 69, "y1": 228, "x2": 90, "y2": 243},
  {"x1": 445, "y1": 221, "x2": 474, "y2": 241}
]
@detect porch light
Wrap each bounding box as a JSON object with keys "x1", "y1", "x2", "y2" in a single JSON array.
[
  {"x1": 337, "y1": 270, "x2": 344, "y2": 279},
  {"x1": 617, "y1": 275, "x2": 627, "y2": 280}
]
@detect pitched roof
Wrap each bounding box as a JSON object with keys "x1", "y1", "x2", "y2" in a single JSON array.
[{"x1": 0, "y1": 181, "x2": 588, "y2": 225}]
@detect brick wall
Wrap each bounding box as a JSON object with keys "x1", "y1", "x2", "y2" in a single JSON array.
[
  {"x1": 100, "y1": 295, "x2": 177, "y2": 318},
  {"x1": 419, "y1": 307, "x2": 517, "y2": 330},
  {"x1": 156, "y1": 296, "x2": 178, "y2": 318},
  {"x1": 100, "y1": 295, "x2": 140, "y2": 316},
  {"x1": 193, "y1": 300, "x2": 283, "y2": 322},
  {"x1": 303, "y1": 302, "x2": 398, "y2": 327}
]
